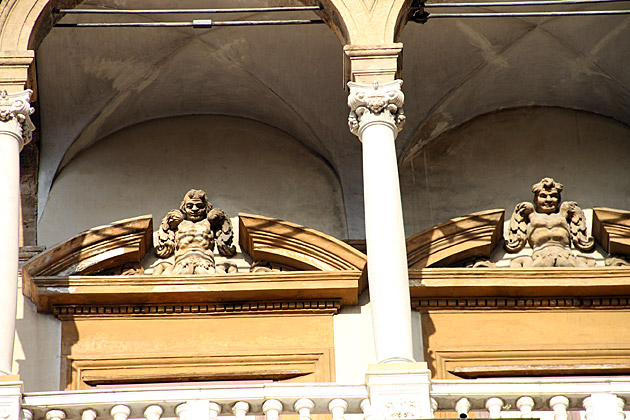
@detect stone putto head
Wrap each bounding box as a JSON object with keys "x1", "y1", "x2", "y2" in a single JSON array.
[
  {"x1": 179, "y1": 189, "x2": 213, "y2": 222},
  {"x1": 531, "y1": 177, "x2": 563, "y2": 214}
]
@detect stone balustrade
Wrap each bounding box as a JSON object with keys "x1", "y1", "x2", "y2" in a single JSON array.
[{"x1": 4, "y1": 377, "x2": 630, "y2": 420}]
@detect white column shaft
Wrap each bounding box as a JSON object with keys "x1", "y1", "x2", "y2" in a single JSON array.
[
  {"x1": 0, "y1": 131, "x2": 20, "y2": 375},
  {"x1": 0, "y1": 89, "x2": 34, "y2": 375},
  {"x1": 361, "y1": 122, "x2": 413, "y2": 363}
]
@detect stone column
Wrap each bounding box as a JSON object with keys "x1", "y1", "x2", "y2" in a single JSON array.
[
  {"x1": 0, "y1": 89, "x2": 34, "y2": 375},
  {"x1": 348, "y1": 80, "x2": 414, "y2": 363}
]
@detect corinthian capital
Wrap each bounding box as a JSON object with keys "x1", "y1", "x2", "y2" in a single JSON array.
[
  {"x1": 347, "y1": 80, "x2": 405, "y2": 137},
  {"x1": 0, "y1": 89, "x2": 35, "y2": 150}
]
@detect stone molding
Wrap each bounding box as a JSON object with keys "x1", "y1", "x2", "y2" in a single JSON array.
[
  {"x1": 238, "y1": 213, "x2": 367, "y2": 272},
  {"x1": 592, "y1": 207, "x2": 630, "y2": 256},
  {"x1": 0, "y1": 51, "x2": 35, "y2": 92},
  {"x1": 22, "y1": 214, "x2": 153, "y2": 281},
  {"x1": 409, "y1": 267, "x2": 630, "y2": 309},
  {"x1": 27, "y1": 271, "x2": 362, "y2": 314},
  {"x1": 432, "y1": 347, "x2": 630, "y2": 379},
  {"x1": 53, "y1": 300, "x2": 341, "y2": 319},
  {"x1": 0, "y1": 89, "x2": 34, "y2": 150},
  {"x1": 67, "y1": 351, "x2": 330, "y2": 389},
  {"x1": 347, "y1": 80, "x2": 405, "y2": 137},
  {"x1": 406, "y1": 209, "x2": 504, "y2": 269},
  {"x1": 343, "y1": 44, "x2": 402, "y2": 85}
]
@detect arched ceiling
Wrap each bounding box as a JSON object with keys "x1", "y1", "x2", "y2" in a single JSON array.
[
  {"x1": 398, "y1": 8, "x2": 630, "y2": 161},
  {"x1": 34, "y1": 0, "x2": 630, "y2": 238}
]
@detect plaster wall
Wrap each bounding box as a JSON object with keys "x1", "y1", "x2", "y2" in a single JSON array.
[
  {"x1": 333, "y1": 291, "x2": 425, "y2": 383},
  {"x1": 13, "y1": 277, "x2": 61, "y2": 391},
  {"x1": 38, "y1": 115, "x2": 348, "y2": 247},
  {"x1": 400, "y1": 107, "x2": 630, "y2": 236}
]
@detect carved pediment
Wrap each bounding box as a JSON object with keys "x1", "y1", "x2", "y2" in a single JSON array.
[
  {"x1": 406, "y1": 209, "x2": 505, "y2": 269},
  {"x1": 22, "y1": 213, "x2": 367, "y2": 315},
  {"x1": 239, "y1": 213, "x2": 367, "y2": 271},
  {"x1": 23, "y1": 215, "x2": 153, "y2": 282}
]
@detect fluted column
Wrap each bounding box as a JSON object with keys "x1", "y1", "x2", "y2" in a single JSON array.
[
  {"x1": 0, "y1": 89, "x2": 34, "y2": 375},
  {"x1": 347, "y1": 80, "x2": 413, "y2": 363}
]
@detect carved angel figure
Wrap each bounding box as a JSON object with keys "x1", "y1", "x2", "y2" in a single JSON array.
[
  {"x1": 504, "y1": 177, "x2": 595, "y2": 267},
  {"x1": 154, "y1": 189, "x2": 237, "y2": 274}
]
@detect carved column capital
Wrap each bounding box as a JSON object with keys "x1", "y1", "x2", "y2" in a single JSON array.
[
  {"x1": 347, "y1": 80, "x2": 405, "y2": 138},
  {"x1": 0, "y1": 89, "x2": 35, "y2": 151}
]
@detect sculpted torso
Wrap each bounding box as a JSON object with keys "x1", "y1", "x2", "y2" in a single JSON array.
[
  {"x1": 174, "y1": 219, "x2": 214, "y2": 259},
  {"x1": 505, "y1": 178, "x2": 594, "y2": 267},
  {"x1": 527, "y1": 212, "x2": 571, "y2": 249}
]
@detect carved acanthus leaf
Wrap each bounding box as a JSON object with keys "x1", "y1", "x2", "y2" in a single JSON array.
[
  {"x1": 347, "y1": 80, "x2": 405, "y2": 136},
  {"x1": 0, "y1": 89, "x2": 35, "y2": 148}
]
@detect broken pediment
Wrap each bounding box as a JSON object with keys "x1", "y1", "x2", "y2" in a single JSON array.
[
  {"x1": 22, "y1": 212, "x2": 367, "y2": 314},
  {"x1": 406, "y1": 209, "x2": 505, "y2": 269}
]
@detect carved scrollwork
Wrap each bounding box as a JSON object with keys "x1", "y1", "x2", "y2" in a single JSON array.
[
  {"x1": 347, "y1": 80, "x2": 405, "y2": 137},
  {"x1": 0, "y1": 89, "x2": 35, "y2": 148}
]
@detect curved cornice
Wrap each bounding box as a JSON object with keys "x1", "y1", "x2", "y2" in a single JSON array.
[
  {"x1": 238, "y1": 213, "x2": 367, "y2": 271},
  {"x1": 592, "y1": 207, "x2": 630, "y2": 256},
  {"x1": 22, "y1": 214, "x2": 153, "y2": 285},
  {"x1": 406, "y1": 209, "x2": 505, "y2": 269}
]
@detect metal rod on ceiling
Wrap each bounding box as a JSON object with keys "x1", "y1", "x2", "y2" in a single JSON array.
[
  {"x1": 54, "y1": 19, "x2": 326, "y2": 28},
  {"x1": 53, "y1": 6, "x2": 323, "y2": 14},
  {"x1": 423, "y1": 0, "x2": 628, "y2": 7},
  {"x1": 423, "y1": 9, "x2": 630, "y2": 16}
]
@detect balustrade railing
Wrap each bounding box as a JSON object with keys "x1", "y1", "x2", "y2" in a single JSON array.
[{"x1": 7, "y1": 377, "x2": 630, "y2": 420}]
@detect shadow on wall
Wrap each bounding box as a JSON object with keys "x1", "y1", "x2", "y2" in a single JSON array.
[
  {"x1": 400, "y1": 106, "x2": 630, "y2": 236},
  {"x1": 37, "y1": 115, "x2": 348, "y2": 247}
]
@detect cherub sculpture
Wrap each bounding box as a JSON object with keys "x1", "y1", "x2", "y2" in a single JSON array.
[
  {"x1": 154, "y1": 189, "x2": 237, "y2": 274},
  {"x1": 504, "y1": 177, "x2": 595, "y2": 267}
]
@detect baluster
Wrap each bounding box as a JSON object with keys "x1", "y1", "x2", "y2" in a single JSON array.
[
  {"x1": 46, "y1": 410, "x2": 66, "y2": 420},
  {"x1": 209, "y1": 402, "x2": 221, "y2": 420},
  {"x1": 111, "y1": 405, "x2": 131, "y2": 420},
  {"x1": 431, "y1": 398, "x2": 438, "y2": 418},
  {"x1": 456, "y1": 398, "x2": 471, "y2": 418},
  {"x1": 82, "y1": 409, "x2": 97, "y2": 420},
  {"x1": 517, "y1": 397, "x2": 535, "y2": 418},
  {"x1": 232, "y1": 401, "x2": 250, "y2": 420},
  {"x1": 21, "y1": 409, "x2": 32, "y2": 420},
  {"x1": 584, "y1": 396, "x2": 595, "y2": 420},
  {"x1": 263, "y1": 400, "x2": 283, "y2": 420},
  {"x1": 549, "y1": 396, "x2": 569, "y2": 420},
  {"x1": 176, "y1": 403, "x2": 189, "y2": 420},
  {"x1": 616, "y1": 397, "x2": 625, "y2": 420},
  {"x1": 144, "y1": 405, "x2": 164, "y2": 420},
  {"x1": 329, "y1": 399, "x2": 348, "y2": 420},
  {"x1": 360, "y1": 399, "x2": 372, "y2": 420},
  {"x1": 485, "y1": 397, "x2": 503, "y2": 419},
  {"x1": 295, "y1": 399, "x2": 315, "y2": 420},
  {"x1": 584, "y1": 394, "x2": 625, "y2": 420}
]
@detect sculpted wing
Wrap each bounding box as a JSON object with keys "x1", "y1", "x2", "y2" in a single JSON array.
[
  {"x1": 504, "y1": 202, "x2": 534, "y2": 253},
  {"x1": 154, "y1": 209, "x2": 184, "y2": 258},
  {"x1": 208, "y1": 208, "x2": 237, "y2": 257},
  {"x1": 560, "y1": 201, "x2": 595, "y2": 251}
]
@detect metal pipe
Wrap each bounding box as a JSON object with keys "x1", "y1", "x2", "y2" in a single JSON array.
[
  {"x1": 425, "y1": 9, "x2": 630, "y2": 16},
  {"x1": 53, "y1": 6, "x2": 322, "y2": 14},
  {"x1": 54, "y1": 19, "x2": 326, "y2": 28},
  {"x1": 424, "y1": 0, "x2": 628, "y2": 7}
]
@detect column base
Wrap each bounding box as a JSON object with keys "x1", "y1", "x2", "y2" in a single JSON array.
[{"x1": 366, "y1": 362, "x2": 433, "y2": 420}]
